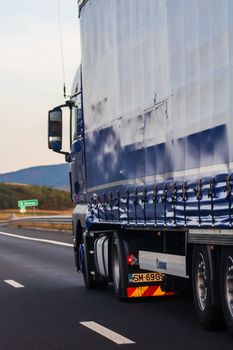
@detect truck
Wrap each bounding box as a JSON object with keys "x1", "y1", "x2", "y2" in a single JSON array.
[{"x1": 48, "y1": 0, "x2": 233, "y2": 336}]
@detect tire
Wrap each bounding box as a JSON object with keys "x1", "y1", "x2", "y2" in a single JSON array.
[
  {"x1": 111, "y1": 233, "x2": 127, "y2": 301},
  {"x1": 192, "y1": 245, "x2": 222, "y2": 330},
  {"x1": 220, "y1": 246, "x2": 233, "y2": 337},
  {"x1": 73, "y1": 221, "x2": 83, "y2": 271},
  {"x1": 74, "y1": 245, "x2": 80, "y2": 272}
]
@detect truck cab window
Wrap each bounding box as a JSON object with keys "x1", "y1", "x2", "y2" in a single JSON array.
[
  {"x1": 71, "y1": 105, "x2": 83, "y2": 142},
  {"x1": 71, "y1": 107, "x2": 78, "y2": 141}
]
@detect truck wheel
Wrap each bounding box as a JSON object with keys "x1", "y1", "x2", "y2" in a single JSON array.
[
  {"x1": 81, "y1": 239, "x2": 95, "y2": 289},
  {"x1": 220, "y1": 246, "x2": 233, "y2": 337},
  {"x1": 73, "y1": 221, "x2": 83, "y2": 271},
  {"x1": 192, "y1": 245, "x2": 221, "y2": 330},
  {"x1": 112, "y1": 234, "x2": 127, "y2": 301},
  {"x1": 74, "y1": 244, "x2": 80, "y2": 271}
]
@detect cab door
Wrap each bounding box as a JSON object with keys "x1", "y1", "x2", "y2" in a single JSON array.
[{"x1": 70, "y1": 68, "x2": 87, "y2": 203}]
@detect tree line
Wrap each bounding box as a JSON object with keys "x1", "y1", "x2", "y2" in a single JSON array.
[{"x1": 0, "y1": 183, "x2": 73, "y2": 210}]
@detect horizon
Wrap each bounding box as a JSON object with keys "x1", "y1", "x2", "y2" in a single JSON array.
[
  {"x1": 0, "y1": 0, "x2": 81, "y2": 174},
  {"x1": 0, "y1": 162, "x2": 67, "y2": 176}
]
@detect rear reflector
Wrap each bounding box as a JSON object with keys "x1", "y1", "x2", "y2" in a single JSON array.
[
  {"x1": 127, "y1": 286, "x2": 174, "y2": 298},
  {"x1": 127, "y1": 254, "x2": 138, "y2": 266}
]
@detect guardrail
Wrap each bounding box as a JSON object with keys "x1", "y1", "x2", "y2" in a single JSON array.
[
  {"x1": 0, "y1": 220, "x2": 10, "y2": 226},
  {"x1": 9, "y1": 215, "x2": 72, "y2": 229}
]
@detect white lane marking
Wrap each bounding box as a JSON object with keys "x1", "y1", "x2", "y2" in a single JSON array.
[
  {"x1": 80, "y1": 321, "x2": 135, "y2": 345},
  {"x1": 0, "y1": 231, "x2": 73, "y2": 247},
  {"x1": 4, "y1": 280, "x2": 24, "y2": 288}
]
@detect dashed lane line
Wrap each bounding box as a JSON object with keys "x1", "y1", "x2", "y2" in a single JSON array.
[
  {"x1": 80, "y1": 321, "x2": 135, "y2": 345},
  {"x1": 4, "y1": 280, "x2": 24, "y2": 288},
  {"x1": 0, "y1": 231, "x2": 73, "y2": 247}
]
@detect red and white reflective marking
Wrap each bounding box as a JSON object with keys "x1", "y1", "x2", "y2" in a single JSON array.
[{"x1": 127, "y1": 285, "x2": 174, "y2": 298}]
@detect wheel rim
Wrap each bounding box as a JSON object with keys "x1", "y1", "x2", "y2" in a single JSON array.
[
  {"x1": 113, "y1": 246, "x2": 120, "y2": 288},
  {"x1": 224, "y1": 256, "x2": 233, "y2": 318},
  {"x1": 196, "y1": 253, "x2": 207, "y2": 311}
]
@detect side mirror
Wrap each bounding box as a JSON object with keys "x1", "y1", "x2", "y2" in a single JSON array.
[{"x1": 48, "y1": 109, "x2": 62, "y2": 151}]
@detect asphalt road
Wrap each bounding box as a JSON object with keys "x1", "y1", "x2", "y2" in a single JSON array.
[{"x1": 0, "y1": 226, "x2": 232, "y2": 350}]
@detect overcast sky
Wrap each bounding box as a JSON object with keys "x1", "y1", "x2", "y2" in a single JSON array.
[{"x1": 0, "y1": 0, "x2": 81, "y2": 173}]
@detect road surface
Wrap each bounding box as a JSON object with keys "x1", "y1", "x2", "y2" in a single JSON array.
[{"x1": 0, "y1": 226, "x2": 232, "y2": 349}]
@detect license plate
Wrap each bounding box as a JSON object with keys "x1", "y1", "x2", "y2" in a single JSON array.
[{"x1": 128, "y1": 272, "x2": 164, "y2": 283}]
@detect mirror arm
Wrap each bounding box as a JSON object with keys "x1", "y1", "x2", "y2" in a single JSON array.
[
  {"x1": 53, "y1": 150, "x2": 71, "y2": 163},
  {"x1": 53, "y1": 100, "x2": 74, "y2": 111},
  {"x1": 70, "y1": 90, "x2": 82, "y2": 100}
]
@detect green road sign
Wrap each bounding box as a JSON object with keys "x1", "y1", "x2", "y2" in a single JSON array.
[{"x1": 18, "y1": 199, "x2": 38, "y2": 208}]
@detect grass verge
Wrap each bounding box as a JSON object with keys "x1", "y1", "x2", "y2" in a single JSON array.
[
  {"x1": 10, "y1": 221, "x2": 72, "y2": 232},
  {"x1": 1, "y1": 209, "x2": 73, "y2": 232}
]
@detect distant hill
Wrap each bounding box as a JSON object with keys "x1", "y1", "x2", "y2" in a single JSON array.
[
  {"x1": 0, "y1": 164, "x2": 70, "y2": 190},
  {"x1": 0, "y1": 183, "x2": 72, "y2": 210}
]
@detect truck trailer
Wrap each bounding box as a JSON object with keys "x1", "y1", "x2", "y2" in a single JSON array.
[{"x1": 48, "y1": 0, "x2": 233, "y2": 336}]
